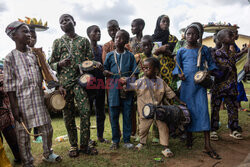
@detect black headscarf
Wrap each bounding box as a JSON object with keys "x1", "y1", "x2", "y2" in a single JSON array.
[{"x1": 152, "y1": 15, "x2": 170, "y2": 45}]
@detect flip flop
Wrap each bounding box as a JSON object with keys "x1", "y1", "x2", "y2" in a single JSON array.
[
  {"x1": 229, "y1": 131, "x2": 243, "y2": 140},
  {"x1": 162, "y1": 148, "x2": 174, "y2": 158},
  {"x1": 42, "y1": 153, "x2": 62, "y2": 162},
  {"x1": 210, "y1": 131, "x2": 219, "y2": 141}
]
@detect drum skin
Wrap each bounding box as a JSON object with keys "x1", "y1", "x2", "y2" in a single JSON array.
[
  {"x1": 194, "y1": 71, "x2": 213, "y2": 89},
  {"x1": 142, "y1": 103, "x2": 155, "y2": 119},
  {"x1": 78, "y1": 73, "x2": 97, "y2": 99},
  {"x1": 45, "y1": 90, "x2": 66, "y2": 112}
]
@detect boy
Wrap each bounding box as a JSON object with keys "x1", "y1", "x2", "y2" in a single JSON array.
[
  {"x1": 49, "y1": 14, "x2": 101, "y2": 157},
  {"x1": 103, "y1": 30, "x2": 138, "y2": 149},
  {"x1": 86, "y1": 25, "x2": 108, "y2": 143},
  {"x1": 4, "y1": 21, "x2": 61, "y2": 166},
  {"x1": 129, "y1": 18, "x2": 145, "y2": 55},
  {"x1": 125, "y1": 57, "x2": 185, "y2": 157},
  {"x1": 210, "y1": 29, "x2": 244, "y2": 140}
]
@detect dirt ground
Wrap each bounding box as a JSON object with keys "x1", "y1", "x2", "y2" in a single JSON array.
[{"x1": 160, "y1": 131, "x2": 250, "y2": 167}]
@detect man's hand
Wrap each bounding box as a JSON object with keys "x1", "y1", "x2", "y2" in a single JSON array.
[
  {"x1": 58, "y1": 58, "x2": 71, "y2": 67},
  {"x1": 178, "y1": 73, "x2": 186, "y2": 81},
  {"x1": 58, "y1": 86, "x2": 66, "y2": 97}
]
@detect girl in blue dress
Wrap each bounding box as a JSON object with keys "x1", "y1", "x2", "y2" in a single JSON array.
[{"x1": 176, "y1": 24, "x2": 220, "y2": 159}]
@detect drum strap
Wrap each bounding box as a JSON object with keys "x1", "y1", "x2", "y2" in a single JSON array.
[
  {"x1": 196, "y1": 45, "x2": 204, "y2": 70},
  {"x1": 62, "y1": 38, "x2": 73, "y2": 59}
]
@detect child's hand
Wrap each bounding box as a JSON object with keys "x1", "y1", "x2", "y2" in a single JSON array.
[
  {"x1": 178, "y1": 73, "x2": 186, "y2": 81},
  {"x1": 95, "y1": 62, "x2": 104, "y2": 71},
  {"x1": 103, "y1": 70, "x2": 114, "y2": 77},
  {"x1": 179, "y1": 101, "x2": 187, "y2": 106}
]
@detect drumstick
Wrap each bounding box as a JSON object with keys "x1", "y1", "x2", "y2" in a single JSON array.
[
  {"x1": 175, "y1": 60, "x2": 184, "y2": 74},
  {"x1": 21, "y1": 122, "x2": 43, "y2": 137}
]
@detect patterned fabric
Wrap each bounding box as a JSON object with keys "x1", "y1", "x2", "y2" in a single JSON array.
[
  {"x1": 154, "y1": 34, "x2": 178, "y2": 86},
  {"x1": 0, "y1": 75, "x2": 14, "y2": 131},
  {"x1": 129, "y1": 37, "x2": 143, "y2": 55},
  {"x1": 63, "y1": 85, "x2": 90, "y2": 146},
  {"x1": 211, "y1": 49, "x2": 238, "y2": 97},
  {"x1": 176, "y1": 46, "x2": 217, "y2": 132},
  {"x1": 211, "y1": 95, "x2": 238, "y2": 131},
  {"x1": 0, "y1": 138, "x2": 11, "y2": 167},
  {"x1": 102, "y1": 40, "x2": 131, "y2": 63},
  {"x1": 103, "y1": 50, "x2": 138, "y2": 107},
  {"x1": 49, "y1": 34, "x2": 93, "y2": 89},
  {"x1": 15, "y1": 123, "x2": 53, "y2": 166},
  {"x1": 5, "y1": 21, "x2": 25, "y2": 38},
  {"x1": 3, "y1": 49, "x2": 51, "y2": 129}
]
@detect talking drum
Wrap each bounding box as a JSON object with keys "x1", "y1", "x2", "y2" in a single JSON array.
[
  {"x1": 81, "y1": 60, "x2": 96, "y2": 75},
  {"x1": 45, "y1": 90, "x2": 66, "y2": 112},
  {"x1": 178, "y1": 104, "x2": 191, "y2": 127},
  {"x1": 78, "y1": 73, "x2": 97, "y2": 98},
  {"x1": 142, "y1": 103, "x2": 155, "y2": 119},
  {"x1": 194, "y1": 71, "x2": 213, "y2": 89}
]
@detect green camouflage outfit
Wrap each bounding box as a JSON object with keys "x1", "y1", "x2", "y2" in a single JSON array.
[{"x1": 49, "y1": 34, "x2": 93, "y2": 147}]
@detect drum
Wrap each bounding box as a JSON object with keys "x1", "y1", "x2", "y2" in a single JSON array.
[
  {"x1": 178, "y1": 105, "x2": 191, "y2": 127},
  {"x1": 142, "y1": 103, "x2": 155, "y2": 119},
  {"x1": 81, "y1": 60, "x2": 96, "y2": 75},
  {"x1": 45, "y1": 90, "x2": 66, "y2": 112},
  {"x1": 194, "y1": 71, "x2": 213, "y2": 89},
  {"x1": 78, "y1": 73, "x2": 97, "y2": 99}
]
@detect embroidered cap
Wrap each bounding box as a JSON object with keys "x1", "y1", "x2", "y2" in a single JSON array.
[{"x1": 5, "y1": 21, "x2": 26, "y2": 38}]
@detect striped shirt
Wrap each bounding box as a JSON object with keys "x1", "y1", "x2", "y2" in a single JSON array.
[{"x1": 3, "y1": 49, "x2": 51, "y2": 129}]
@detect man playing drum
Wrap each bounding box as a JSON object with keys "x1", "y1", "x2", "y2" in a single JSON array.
[{"x1": 49, "y1": 14, "x2": 102, "y2": 157}]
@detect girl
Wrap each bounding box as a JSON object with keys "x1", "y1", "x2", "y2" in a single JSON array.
[{"x1": 176, "y1": 24, "x2": 220, "y2": 159}]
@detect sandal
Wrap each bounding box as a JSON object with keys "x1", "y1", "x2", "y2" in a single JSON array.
[
  {"x1": 210, "y1": 131, "x2": 219, "y2": 141},
  {"x1": 68, "y1": 147, "x2": 79, "y2": 158},
  {"x1": 80, "y1": 146, "x2": 98, "y2": 155},
  {"x1": 229, "y1": 131, "x2": 243, "y2": 140},
  {"x1": 110, "y1": 142, "x2": 119, "y2": 150},
  {"x1": 43, "y1": 153, "x2": 62, "y2": 162},
  {"x1": 162, "y1": 148, "x2": 174, "y2": 158},
  {"x1": 135, "y1": 143, "x2": 144, "y2": 151},
  {"x1": 203, "y1": 150, "x2": 221, "y2": 160},
  {"x1": 89, "y1": 140, "x2": 97, "y2": 146}
]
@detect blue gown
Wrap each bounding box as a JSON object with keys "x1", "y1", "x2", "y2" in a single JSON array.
[{"x1": 175, "y1": 46, "x2": 217, "y2": 132}]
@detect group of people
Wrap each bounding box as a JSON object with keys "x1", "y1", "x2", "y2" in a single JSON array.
[{"x1": 0, "y1": 13, "x2": 249, "y2": 167}]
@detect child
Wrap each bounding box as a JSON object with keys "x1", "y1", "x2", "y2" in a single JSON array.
[
  {"x1": 176, "y1": 24, "x2": 220, "y2": 159},
  {"x1": 103, "y1": 30, "x2": 138, "y2": 149},
  {"x1": 210, "y1": 29, "x2": 246, "y2": 141},
  {"x1": 125, "y1": 57, "x2": 185, "y2": 157},
  {"x1": 86, "y1": 25, "x2": 108, "y2": 143},
  {"x1": 129, "y1": 18, "x2": 145, "y2": 137},
  {"x1": 129, "y1": 18, "x2": 145, "y2": 55},
  {"x1": 134, "y1": 35, "x2": 155, "y2": 78},
  {"x1": 4, "y1": 21, "x2": 61, "y2": 166}
]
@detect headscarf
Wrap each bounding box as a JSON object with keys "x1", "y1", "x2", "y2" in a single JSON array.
[
  {"x1": 5, "y1": 21, "x2": 25, "y2": 39},
  {"x1": 184, "y1": 23, "x2": 201, "y2": 39},
  {"x1": 152, "y1": 15, "x2": 170, "y2": 45}
]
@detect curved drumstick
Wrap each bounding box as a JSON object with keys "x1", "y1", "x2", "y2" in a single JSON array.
[
  {"x1": 175, "y1": 60, "x2": 184, "y2": 75},
  {"x1": 21, "y1": 122, "x2": 43, "y2": 137}
]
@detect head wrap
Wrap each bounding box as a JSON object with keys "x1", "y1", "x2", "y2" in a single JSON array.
[
  {"x1": 152, "y1": 15, "x2": 170, "y2": 45},
  {"x1": 5, "y1": 21, "x2": 26, "y2": 39},
  {"x1": 184, "y1": 23, "x2": 201, "y2": 38}
]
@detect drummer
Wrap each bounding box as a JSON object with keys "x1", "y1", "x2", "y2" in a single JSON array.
[
  {"x1": 123, "y1": 57, "x2": 186, "y2": 157},
  {"x1": 49, "y1": 14, "x2": 102, "y2": 157}
]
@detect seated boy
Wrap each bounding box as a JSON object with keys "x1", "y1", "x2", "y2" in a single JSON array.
[
  {"x1": 103, "y1": 30, "x2": 138, "y2": 149},
  {"x1": 124, "y1": 57, "x2": 186, "y2": 157}
]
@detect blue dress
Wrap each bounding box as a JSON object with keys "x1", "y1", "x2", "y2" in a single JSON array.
[{"x1": 175, "y1": 46, "x2": 217, "y2": 132}]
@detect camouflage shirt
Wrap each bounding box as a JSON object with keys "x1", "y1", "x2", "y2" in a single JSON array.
[{"x1": 49, "y1": 34, "x2": 93, "y2": 89}]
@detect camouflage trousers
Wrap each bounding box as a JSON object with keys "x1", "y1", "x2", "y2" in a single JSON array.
[{"x1": 63, "y1": 84, "x2": 90, "y2": 147}]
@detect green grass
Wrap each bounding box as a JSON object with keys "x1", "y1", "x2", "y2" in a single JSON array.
[{"x1": 3, "y1": 83, "x2": 250, "y2": 167}]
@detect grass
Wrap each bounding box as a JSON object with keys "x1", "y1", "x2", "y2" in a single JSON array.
[{"x1": 2, "y1": 83, "x2": 250, "y2": 167}]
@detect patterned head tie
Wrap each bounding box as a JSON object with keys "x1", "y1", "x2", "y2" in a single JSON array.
[{"x1": 5, "y1": 21, "x2": 26, "y2": 39}]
